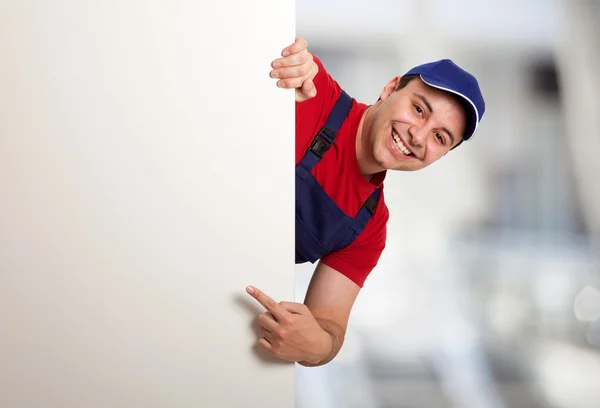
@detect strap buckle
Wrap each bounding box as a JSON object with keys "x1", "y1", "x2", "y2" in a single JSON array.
[
  {"x1": 363, "y1": 196, "x2": 378, "y2": 215},
  {"x1": 309, "y1": 127, "x2": 336, "y2": 159}
]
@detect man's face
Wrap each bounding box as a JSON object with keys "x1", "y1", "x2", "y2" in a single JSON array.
[{"x1": 365, "y1": 76, "x2": 467, "y2": 172}]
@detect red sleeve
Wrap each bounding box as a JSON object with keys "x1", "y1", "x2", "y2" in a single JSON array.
[{"x1": 321, "y1": 200, "x2": 389, "y2": 288}]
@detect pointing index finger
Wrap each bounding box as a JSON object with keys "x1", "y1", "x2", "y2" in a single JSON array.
[{"x1": 246, "y1": 286, "x2": 289, "y2": 319}]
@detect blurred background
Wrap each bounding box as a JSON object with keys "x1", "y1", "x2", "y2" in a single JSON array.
[{"x1": 294, "y1": 1, "x2": 600, "y2": 407}]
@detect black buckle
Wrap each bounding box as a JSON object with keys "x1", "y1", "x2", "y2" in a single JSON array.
[
  {"x1": 363, "y1": 196, "x2": 378, "y2": 214},
  {"x1": 309, "y1": 127, "x2": 336, "y2": 159}
]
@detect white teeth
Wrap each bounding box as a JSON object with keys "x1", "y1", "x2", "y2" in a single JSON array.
[{"x1": 392, "y1": 130, "x2": 412, "y2": 156}]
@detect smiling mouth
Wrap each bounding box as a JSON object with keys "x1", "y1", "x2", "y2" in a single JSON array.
[{"x1": 391, "y1": 129, "x2": 414, "y2": 156}]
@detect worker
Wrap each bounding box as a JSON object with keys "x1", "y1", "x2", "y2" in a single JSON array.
[{"x1": 246, "y1": 36, "x2": 485, "y2": 367}]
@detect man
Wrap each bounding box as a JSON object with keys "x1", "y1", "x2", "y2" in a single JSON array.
[{"x1": 246, "y1": 36, "x2": 485, "y2": 367}]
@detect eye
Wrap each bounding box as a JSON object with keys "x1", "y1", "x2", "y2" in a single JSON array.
[
  {"x1": 435, "y1": 132, "x2": 445, "y2": 144},
  {"x1": 413, "y1": 104, "x2": 423, "y2": 116}
]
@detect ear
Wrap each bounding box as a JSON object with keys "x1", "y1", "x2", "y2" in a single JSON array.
[{"x1": 379, "y1": 76, "x2": 401, "y2": 101}]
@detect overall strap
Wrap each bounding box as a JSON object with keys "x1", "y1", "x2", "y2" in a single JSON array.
[
  {"x1": 299, "y1": 90, "x2": 353, "y2": 171},
  {"x1": 355, "y1": 187, "x2": 381, "y2": 224}
]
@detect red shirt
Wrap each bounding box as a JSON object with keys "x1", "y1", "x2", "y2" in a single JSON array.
[{"x1": 296, "y1": 55, "x2": 389, "y2": 288}]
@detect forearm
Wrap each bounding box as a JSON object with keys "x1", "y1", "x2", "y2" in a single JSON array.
[{"x1": 298, "y1": 318, "x2": 346, "y2": 367}]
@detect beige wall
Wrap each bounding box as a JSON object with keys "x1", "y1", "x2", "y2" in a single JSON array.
[{"x1": 0, "y1": 2, "x2": 295, "y2": 407}]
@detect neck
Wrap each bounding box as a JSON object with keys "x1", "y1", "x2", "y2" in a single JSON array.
[{"x1": 355, "y1": 105, "x2": 383, "y2": 180}]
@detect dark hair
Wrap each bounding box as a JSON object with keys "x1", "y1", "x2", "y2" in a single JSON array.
[{"x1": 395, "y1": 74, "x2": 419, "y2": 90}]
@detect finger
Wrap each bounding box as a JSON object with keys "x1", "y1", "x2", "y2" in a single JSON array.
[
  {"x1": 280, "y1": 40, "x2": 298, "y2": 57},
  {"x1": 272, "y1": 51, "x2": 310, "y2": 69},
  {"x1": 285, "y1": 62, "x2": 317, "y2": 85},
  {"x1": 275, "y1": 76, "x2": 307, "y2": 89},
  {"x1": 258, "y1": 337, "x2": 274, "y2": 353},
  {"x1": 270, "y1": 64, "x2": 311, "y2": 80},
  {"x1": 288, "y1": 36, "x2": 308, "y2": 54},
  {"x1": 282, "y1": 36, "x2": 307, "y2": 57},
  {"x1": 261, "y1": 327, "x2": 274, "y2": 342},
  {"x1": 246, "y1": 286, "x2": 289, "y2": 319},
  {"x1": 256, "y1": 311, "x2": 279, "y2": 331},
  {"x1": 300, "y1": 79, "x2": 317, "y2": 99},
  {"x1": 279, "y1": 301, "x2": 308, "y2": 314}
]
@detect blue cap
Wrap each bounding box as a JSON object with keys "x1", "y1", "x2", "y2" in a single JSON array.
[{"x1": 404, "y1": 59, "x2": 485, "y2": 141}]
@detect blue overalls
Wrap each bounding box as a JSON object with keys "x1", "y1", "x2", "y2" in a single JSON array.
[{"x1": 295, "y1": 90, "x2": 381, "y2": 264}]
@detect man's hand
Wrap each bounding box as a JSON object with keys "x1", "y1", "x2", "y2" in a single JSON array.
[
  {"x1": 270, "y1": 36, "x2": 318, "y2": 102},
  {"x1": 246, "y1": 285, "x2": 332, "y2": 365}
]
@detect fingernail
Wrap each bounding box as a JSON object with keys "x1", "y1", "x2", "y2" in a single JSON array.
[
  {"x1": 246, "y1": 286, "x2": 254, "y2": 294},
  {"x1": 272, "y1": 62, "x2": 281, "y2": 69},
  {"x1": 282, "y1": 50, "x2": 290, "y2": 57},
  {"x1": 270, "y1": 70, "x2": 279, "y2": 78},
  {"x1": 277, "y1": 80, "x2": 285, "y2": 87}
]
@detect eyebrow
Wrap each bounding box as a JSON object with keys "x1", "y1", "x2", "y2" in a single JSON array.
[
  {"x1": 415, "y1": 93, "x2": 433, "y2": 114},
  {"x1": 414, "y1": 93, "x2": 456, "y2": 146}
]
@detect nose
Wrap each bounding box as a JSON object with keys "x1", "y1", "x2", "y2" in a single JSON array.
[{"x1": 407, "y1": 125, "x2": 427, "y2": 153}]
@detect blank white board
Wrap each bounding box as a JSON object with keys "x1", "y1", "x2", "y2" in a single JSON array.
[{"x1": 0, "y1": 2, "x2": 295, "y2": 407}]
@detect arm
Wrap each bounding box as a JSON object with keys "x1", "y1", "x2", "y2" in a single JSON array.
[
  {"x1": 245, "y1": 261, "x2": 360, "y2": 367},
  {"x1": 298, "y1": 260, "x2": 360, "y2": 366}
]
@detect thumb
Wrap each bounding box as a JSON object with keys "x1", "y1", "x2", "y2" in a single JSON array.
[
  {"x1": 279, "y1": 301, "x2": 308, "y2": 314},
  {"x1": 302, "y1": 79, "x2": 317, "y2": 98}
]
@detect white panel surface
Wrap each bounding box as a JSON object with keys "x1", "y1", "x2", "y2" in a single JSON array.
[{"x1": 0, "y1": 2, "x2": 295, "y2": 407}]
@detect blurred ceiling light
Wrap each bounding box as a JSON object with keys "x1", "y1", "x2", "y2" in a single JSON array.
[{"x1": 573, "y1": 286, "x2": 600, "y2": 322}]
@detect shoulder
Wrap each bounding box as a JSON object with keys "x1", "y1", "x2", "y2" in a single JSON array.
[
  {"x1": 297, "y1": 54, "x2": 343, "y2": 113},
  {"x1": 295, "y1": 53, "x2": 346, "y2": 161},
  {"x1": 310, "y1": 54, "x2": 336, "y2": 92}
]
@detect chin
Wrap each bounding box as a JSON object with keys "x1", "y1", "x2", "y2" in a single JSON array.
[
  {"x1": 372, "y1": 152, "x2": 395, "y2": 171},
  {"x1": 374, "y1": 150, "x2": 409, "y2": 171},
  {"x1": 386, "y1": 158, "x2": 427, "y2": 172}
]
